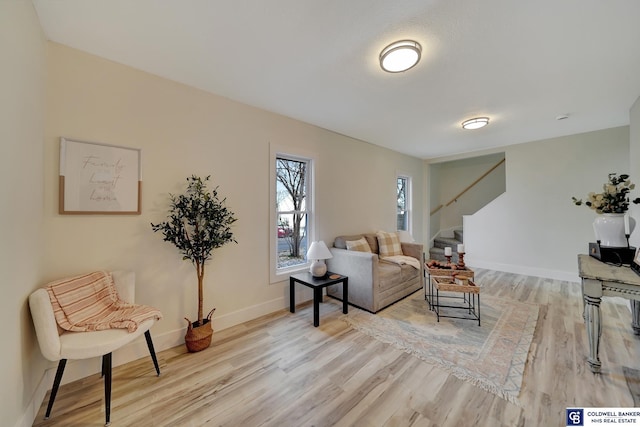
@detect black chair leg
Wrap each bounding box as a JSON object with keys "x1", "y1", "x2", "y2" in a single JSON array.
[
  {"x1": 101, "y1": 353, "x2": 107, "y2": 377},
  {"x1": 45, "y1": 359, "x2": 67, "y2": 419},
  {"x1": 103, "y1": 353, "x2": 112, "y2": 426},
  {"x1": 144, "y1": 330, "x2": 161, "y2": 376}
]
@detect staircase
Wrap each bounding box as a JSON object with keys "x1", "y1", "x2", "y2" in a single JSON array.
[{"x1": 429, "y1": 229, "x2": 464, "y2": 262}]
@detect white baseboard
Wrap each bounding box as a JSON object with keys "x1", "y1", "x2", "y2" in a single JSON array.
[
  {"x1": 468, "y1": 258, "x2": 580, "y2": 283},
  {"x1": 14, "y1": 368, "x2": 55, "y2": 427},
  {"x1": 212, "y1": 295, "x2": 288, "y2": 331},
  {"x1": 19, "y1": 294, "x2": 290, "y2": 427}
]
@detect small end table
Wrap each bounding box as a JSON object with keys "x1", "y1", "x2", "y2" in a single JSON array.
[
  {"x1": 431, "y1": 276, "x2": 481, "y2": 326},
  {"x1": 424, "y1": 263, "x2": 475, "y2": 310},
  {"x1": 290, "y1": 271, "x2": 348, "y2": 327}
]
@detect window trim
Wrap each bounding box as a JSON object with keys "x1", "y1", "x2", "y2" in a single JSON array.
[
  {"x1": 396, "y1": 173, "x2": 412, "y2": 233},
  {"x1": 269, "y1": 144, "x2": 316, "y2": 284}
]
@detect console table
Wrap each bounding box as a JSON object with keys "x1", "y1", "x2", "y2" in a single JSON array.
[{"x1": 577, "y1": 254, "x2": 640, "y2": 373}]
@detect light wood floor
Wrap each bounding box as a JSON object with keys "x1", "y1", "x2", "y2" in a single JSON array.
[{"x1": 33, "y1": 269, "x2": 640, "y2": 426}]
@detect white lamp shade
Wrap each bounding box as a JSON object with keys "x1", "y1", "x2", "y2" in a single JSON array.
[{"x1": 306, "y1": 241, "x2": 333, "y2": 261}]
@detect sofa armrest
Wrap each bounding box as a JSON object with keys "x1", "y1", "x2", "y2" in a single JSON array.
[
  {"x1": 328, "y1": 247, "x2": 378, "y2": 274},
  {"x1": 327, "y1": 248, "x2": 379, "y2": 311},
  {"x1": 401, "y1": 242, "x2": 423, "y2": 262},
  {"x1": 327, "y1": 247, "x2": 379, "y2": 284}
]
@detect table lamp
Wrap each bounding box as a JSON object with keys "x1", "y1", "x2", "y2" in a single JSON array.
[{"x1": 306, "y1": 241, "x2": 333, "y2": 277}]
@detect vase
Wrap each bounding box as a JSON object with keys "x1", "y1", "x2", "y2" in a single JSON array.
[{"x1": 593, "y1": 213, "x2": 634, "y2": 247}]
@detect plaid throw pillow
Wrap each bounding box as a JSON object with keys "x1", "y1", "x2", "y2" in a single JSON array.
[
  {"x1": 345, "y1": 237, "x2": 372, "y2": 253},
  {"x1": 376, "y1": 231, "x2": 403, "y2": 257}
]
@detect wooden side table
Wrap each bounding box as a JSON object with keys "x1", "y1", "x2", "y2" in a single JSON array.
[
  {"x1": 424, "y1": 263, "x2": 475, "y2": 310},
  {"x1": 289, "y1": 272, "x2": 348, "y2": 327},
  {"x1": 431, "y1": 276, "x2": 481, "y2": 326}
]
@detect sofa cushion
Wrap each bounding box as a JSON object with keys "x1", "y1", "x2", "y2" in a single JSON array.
[
  {"x1": 377, "y1": 261, "x2": 403, "y2": 291},
  {"x1": 345, "y1": 237, "x2": 372, "y2": 253},
  {"x1": 334, "y1": 234, "x2": 363, "y2": 250},
  {"x1": 400, "y1": 263, "x2": 421, "y2": 282},
  {"x1": 377, "y1": 231, "x2": 403, "y2": 257},
  {"x1": 334, "y1": 233, "x2": 379, "y2": 254},
  {"x1": 363, "y1": 233, "x2": 379, "y2": 254}
]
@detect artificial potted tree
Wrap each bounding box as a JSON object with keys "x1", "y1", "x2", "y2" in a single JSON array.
[{"x1": 151, "y1": 175, "x2": 237, "y2": 352}]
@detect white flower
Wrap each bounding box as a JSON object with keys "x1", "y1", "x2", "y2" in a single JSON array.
[{"x1": 572, "y1": 173, "x2": 640, "y2": 213}]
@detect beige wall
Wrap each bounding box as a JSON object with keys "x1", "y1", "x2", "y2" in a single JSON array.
[
  {"x1": 629, "y1": 96, "x2": 640, "y2": 248},
  {"x1": 465, "y1": 126, "x2": 630, "y2": 280},
  {"x1": 42, "y1": 42, "x2": 424, "y2": 381},
  {"x1": 11, "y1": 5, "x2": 638, "y2": 426},
  {"x1": 429, "y1": 153, "x2": 505, "y2": 238},
  {"x1": 0, "y1": 2, "x2": 47, "y2": 427}
]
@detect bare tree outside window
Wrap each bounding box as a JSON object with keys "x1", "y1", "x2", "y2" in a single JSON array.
[
  {"x1": 276, "y1": 157, "x2": 309, "y2": 269},
  {"x1": 397, "y1": 176, "x2": 409, "y2": 231}
]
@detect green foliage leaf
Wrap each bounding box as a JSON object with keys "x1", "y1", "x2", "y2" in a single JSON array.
[
  {"x1": 151, "y1": 175, "x2": 238, "y2": 267},
  {"x1": 571, "y1": 173, "x2": 640, "y2": 213}
]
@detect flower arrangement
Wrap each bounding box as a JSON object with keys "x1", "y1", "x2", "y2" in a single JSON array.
[{"x1": 572, "y1": 173, "x2": 640, "y2": 214}]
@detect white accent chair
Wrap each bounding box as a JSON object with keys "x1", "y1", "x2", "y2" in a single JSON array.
[{"x1": 28, "y1": 271, "x2": 161, "y2": 426}]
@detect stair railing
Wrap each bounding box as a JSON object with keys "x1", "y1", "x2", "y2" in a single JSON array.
[
  {"x1": 430, "y1": 158, "x2": 505, "y2": 216},
  {"x1": 430, "y1": 204, "x2": 444, "y2": 215}
]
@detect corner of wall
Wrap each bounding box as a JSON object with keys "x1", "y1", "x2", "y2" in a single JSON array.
[{"x1": 629, "y1": 95, "x2": 640, "y2": 248}]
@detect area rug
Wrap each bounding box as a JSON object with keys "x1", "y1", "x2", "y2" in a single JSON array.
[
  {"x1": 623, "y1": 366, "x2": 640, "y2": 406},
  {"x1": 340, "y1": 291, "x2": 539, "y2": 405}
]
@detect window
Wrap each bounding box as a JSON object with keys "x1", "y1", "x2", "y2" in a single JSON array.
[
  {"x1": 275, "y1": 155, "x2": 312, "y2": 273},
  {"x1": 397, "y1": 175, "x2": 411, "y2": 232}
]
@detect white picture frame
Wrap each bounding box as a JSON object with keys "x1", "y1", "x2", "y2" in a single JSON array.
[{"x1": 59, "y1": 137, "x2": 142, "y2": 214}]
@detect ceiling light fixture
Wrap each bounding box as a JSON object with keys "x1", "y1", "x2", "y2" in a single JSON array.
[
  {"x1": 461, "y1": 117, "x2": 490, "y2": 130},
  {"x1": 380, "y1": 40, "x2": 422, "y2": 73}
]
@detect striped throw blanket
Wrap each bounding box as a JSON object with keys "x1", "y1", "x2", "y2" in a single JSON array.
[{"x1": 46, "y1": 271, "x2": 162, "y2": 333}]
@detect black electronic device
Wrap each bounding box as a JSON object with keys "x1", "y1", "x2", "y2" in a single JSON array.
[
  {"x1": 631, "y1": 248, "x2": 640, "y2": 276},
  {"x1": 589, "y1": 242, "x2": 636, "y2": 265}
]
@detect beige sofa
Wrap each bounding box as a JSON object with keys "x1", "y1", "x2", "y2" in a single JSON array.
[{"x1": 326, "y1": 233, "x2": 423, "y2": 313}]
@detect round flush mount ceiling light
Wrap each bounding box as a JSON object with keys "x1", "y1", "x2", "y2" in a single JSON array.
[
  {"x1": 461, "y1": 117, "x2": 490, "y2": 130},
  {"x1": 380, "y1": 40, "x2": 422, "y2": 73}
]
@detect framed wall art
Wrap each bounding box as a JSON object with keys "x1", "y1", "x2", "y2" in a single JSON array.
[{"x1": 59, "y1": 137, "x2": 142, "y2": 214}]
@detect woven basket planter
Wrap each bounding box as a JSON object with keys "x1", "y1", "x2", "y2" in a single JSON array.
[{"x1": 184, "y1": 308, "x2": 215, "y2": 352}]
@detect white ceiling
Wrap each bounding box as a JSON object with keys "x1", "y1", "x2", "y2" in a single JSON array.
[{"x1": 32, "y1": 0, "x2": 640, "y2": 159}]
